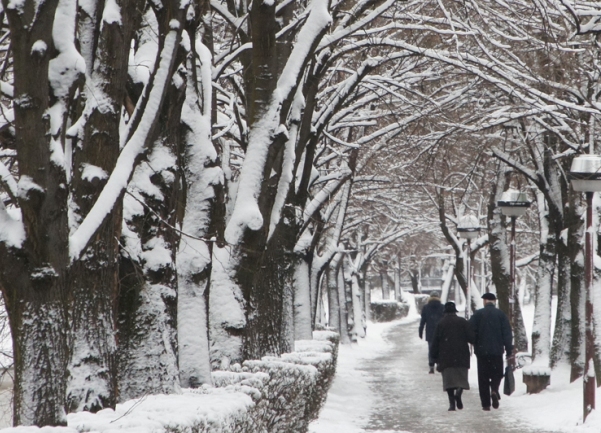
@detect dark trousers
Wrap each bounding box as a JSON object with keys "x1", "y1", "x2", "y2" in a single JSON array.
[
  {"x1": 476, "y1": 355, "x2": 504, "y2": 408},
  {"x1": 428, "y1": 340, "x2": 435, "y2": 367}
]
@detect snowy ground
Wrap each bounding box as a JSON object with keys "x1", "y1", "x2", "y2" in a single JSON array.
[{"x1": 309, "y1": 297, "x2": 601, "y2": 433}]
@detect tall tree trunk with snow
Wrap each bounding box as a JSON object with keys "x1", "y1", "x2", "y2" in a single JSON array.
[
  {"x1": 117, "y1": 52, "x2": 187, "y2": 400},
  {"x1": 327, "y1": 253, "x2": 343, "y2": 334},
  {"x1": 0, "y1": 0, "x2": 74, "y2": 425},
  {"x1": 531, "y1": 191, "x2": 555, "y2": 364},
  {"x1": 567, "y1": 193, "x2": 585, "y2": 381},
  {"x1": 66, "y1": 0, "x2": 143, "y2": 412},
  {"x1": 211, "y1": 0, "x2": 332, "y2": 361},
  {"x1": 382, "y1": 269, "x2": 391, "y2": 299},
  {"x1": 338, "y1": 258, "x2": 353, "y2": 344},
  {"x1": 113, "y1": 2, "x2": 188, "y2": 399},
  {"x1": 487, "y1": 168, "x2": 527, "y2": 352},
  {"x1": 350, "y1": 269, "x2": 366, "y2": 340},
  {"x1": 548, "y1": 162, "x2": 571, "y2": 368},
  {"x1": 594, "y1": 201, "x2": 601, "y2": 384},
  {"x1": 177, "y1": 12, "x2": 220, "y2": 387},
  {"x1": 294, "y1": 260, "x2": 313, "y2": 340}
]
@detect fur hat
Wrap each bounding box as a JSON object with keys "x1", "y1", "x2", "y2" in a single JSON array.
[
  {"x1": 481, "y1": 292, "x2": 497, "y2": 301},
  {"x1": 444, "y1": 302, "x2": 458, "y2": 313}
]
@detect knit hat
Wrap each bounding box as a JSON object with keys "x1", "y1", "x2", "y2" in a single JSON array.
[
  {"x1": 444, "y1": 302, "x2": 458, "y2": 313},
  {"x1": 430, "y1": 291, "x2": 440, "y2": 298},
  {"x1": 481, "y1": 292, "x2": 497, "y2": 301}
]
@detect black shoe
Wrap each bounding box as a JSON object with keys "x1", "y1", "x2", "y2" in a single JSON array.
[
  {"x1": 491, "y1": 391, "x2": 499, "y2": 409},
  {"x1": 447, "y1": 389, "x2": 456, "y2": 411},
  {"x1": 455, "y1": 388, "x2": 463, "y2": 410},
  {"x1": 483, "y1": 407, "x2": 491, "y2": 411},
  {"x1": 429, "y1": 366, "x2": 435, "y2": 374}
]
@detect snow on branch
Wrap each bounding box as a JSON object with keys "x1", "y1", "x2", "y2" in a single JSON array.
[
  {"x1": 302, "y1": 166, "x2": 352, "y2": 227},
  {"x1": 0, "y1": 199, "x2": 25, "y2": 248},
  {"x1": 224, "y1": 0, "x2": 332, "y2": 245},
  {"x1": 0, "y1": 160, "x2": 18, "y2": 201},
  {"x1": 491, "y1": 146, "x2": 538, "y2": 184},
  {"x1": 517, "y1": 253, "x2": 539, "y2": 267},
  {"x1": 210, "y1": 1, "x2": 247, "y2": 36},
  {"x1": 69, "y1": 24, "x2": 182, "y2": 261},
  {"x1": 318, "y1": 0, "x2": 395, "y2": 50}
]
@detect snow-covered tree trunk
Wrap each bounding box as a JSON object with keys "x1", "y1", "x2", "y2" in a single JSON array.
[
  {"x1": 350, "y1": 271, "x2": 366, "y2": 340},
  {"x1": 67, "y1": 0, "x2": 144, "y2": 412},
  {"x1": 393, "y1": 260, "x2": 401, "y2": 301},
  {"x1": 0, "y1": 0, "x2": 73, "y2": 425},
  {"x1": 115, "y1": 2, "x2": 188, "y2": 400},
  {"x1": 338, "y1": 258, "x2": 353, "y2": 344},
  {"x1": 365, "y1": 275, "x2": 372, "y2": 322},
  {"x1": 567, "y1": 193, "x2": 585, "y2": 381},
  {"x1": 294, "y1": 229, "x2": 314, "y2": 340},
  {"x1": 551, "y1": 224, "x2": 572, "y2": 368},
  {"x1": 381, "y1": 269, "x2": 391, "y2": 299},
  {"x1": 531, "y1": 190, "x2": 554, "y2": 364},
  {"x1": 487, "y1": 167, "x2": 527, "y2": 352},
  {"x1": 594, "y1": 201, "x2": 601, "y2": 384},
  {"x1": 294, "y1": 258, "x2": 312, "y2": 340},
  {"x1": 117, "y1": 90, "x2": 186, "y2": 401},
  {"x1": 327, "y1": 254, "x2": 343, "y2": 333},
  {"x1": 177, "y1": 20, "x2": 220, "y2": 387}
]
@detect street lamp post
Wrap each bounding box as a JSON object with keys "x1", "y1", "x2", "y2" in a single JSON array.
[
  {"x1": 458, "y1": 214, "x2": 480, "y2": 319},
  {"x1": 569, "y1": 154, "x2": 601, "y2": 422},
  {"x1": 497, "y1": 189, "x2": 531, "y2": 368}
]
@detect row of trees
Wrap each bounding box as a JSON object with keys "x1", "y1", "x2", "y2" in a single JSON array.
[
  {"x1": 0, "y1": 0, "x2": 437, "y2": 427},
  {"x1": 1, "y1": 0, "x2": 601, "y2": 427}
]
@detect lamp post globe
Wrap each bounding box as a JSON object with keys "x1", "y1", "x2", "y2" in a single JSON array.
[
  {"x1": 498, "y1": 188, "x2": 531, "y2": 217},
  {"x1": 569, "y1": 154, "x2": 601, "y2": 422},
  {"x1": 457, "y1": 214, "x2": 480, "y2": 240},
  {"x1": 457, "y1": 214, "x2": 480, "y2": 319}
]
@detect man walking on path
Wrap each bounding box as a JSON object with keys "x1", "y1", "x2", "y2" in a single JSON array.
[
  {"x1": 419, "y1": 291, "x2": 444, "y2": 374},
  {"x1": 469, "y1": 292, "x2": 513, "y2": 411}
]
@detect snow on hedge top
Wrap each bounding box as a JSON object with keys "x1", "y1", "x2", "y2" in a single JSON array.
[{"x1": 1, "y1": 390, "x2": 255, "y2": 433}]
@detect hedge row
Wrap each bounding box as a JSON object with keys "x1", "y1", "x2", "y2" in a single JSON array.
[{"x1": 4, "y1": 331, "x2": 339, "y2": 433}]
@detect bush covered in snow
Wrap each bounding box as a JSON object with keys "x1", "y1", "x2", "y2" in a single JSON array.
[
  {"x1": 370, "y1": 300, "x2": 410, "y2": 322},
  {"x1": 1, "y1": 334, "x2": 339, "y2": 433}
]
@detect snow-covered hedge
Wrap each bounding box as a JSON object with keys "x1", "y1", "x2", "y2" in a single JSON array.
[
  {"x1": 2, "y1": 332, "x2": 339, "y2": 433},
  {"x1": 370, "y1": 300, "x2": 409, "y2": 322}
]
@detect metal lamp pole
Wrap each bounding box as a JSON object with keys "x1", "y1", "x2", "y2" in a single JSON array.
[{"x1": 569, "y1": 154, "x2": 601, "y2": 422}]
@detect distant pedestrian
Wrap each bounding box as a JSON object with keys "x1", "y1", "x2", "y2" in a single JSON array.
[
  {"x1": 469, "y1": 292, "x2": 513, "y2": 411},
  {"x1": 431, "y1": 302, "x2": 475, "y2": 411},
  {"x1": 419, "y1": 290, "x2": 444, "y2": 374}
]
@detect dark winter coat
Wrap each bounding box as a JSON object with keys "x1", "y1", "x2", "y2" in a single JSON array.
[
  {"x1": 431, "y1": 313, "x2": 475, "y2": 370},
  {"x1": 419, "y1": 297, "x2": 444, "y2": 342},
  {"x1": 469, "y1": 303, "x2": 513, "y2": 357}
]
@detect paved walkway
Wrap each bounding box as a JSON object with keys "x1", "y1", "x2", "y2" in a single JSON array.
[{"x1": 360, "y1": 320, "x2": 557, "y2": 433}]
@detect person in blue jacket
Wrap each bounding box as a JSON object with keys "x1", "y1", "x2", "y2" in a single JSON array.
[
  {"x1": 469, "y1": 292, "x2": 513, "y2": 411},
  {"x1": 419, "y1": 291, "x2": 444, "y2": 374}
]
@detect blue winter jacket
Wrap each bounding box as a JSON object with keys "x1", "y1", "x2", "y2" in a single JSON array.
[{"x1": 469, "y1": 303, "x2": 513, "y2": 357}]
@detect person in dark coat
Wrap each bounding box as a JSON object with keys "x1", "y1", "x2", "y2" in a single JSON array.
[
  {"x1": 469, "y1": 292, "x2": 513, "y2": 411},
  {"x1": 431, "y1": 302, "x2": 475, "y2": 411},
  {"x1": 419, "y1": 291, "x2": 444, "y2": 373}
]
